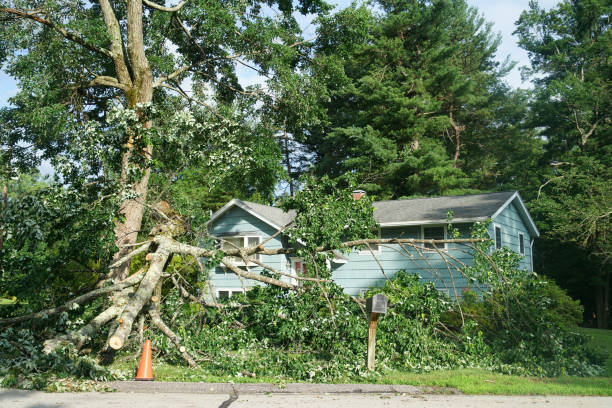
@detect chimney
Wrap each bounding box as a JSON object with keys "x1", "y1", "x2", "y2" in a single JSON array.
[{"x1": 353, "y1": 189, "x2": 366, "y2": 200}]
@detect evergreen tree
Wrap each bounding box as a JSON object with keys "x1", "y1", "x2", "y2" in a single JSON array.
[
  {"x1": 516, "y1": 0, "x2": 611, "y2": 327},
  {"x1": 305, "y1": 0, "x2": 514, "y2": 198}
]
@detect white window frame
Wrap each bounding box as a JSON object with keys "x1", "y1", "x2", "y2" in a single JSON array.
[
  {"x1": 493, "y1": 224, "x2": 502, "y2": 250},
  {"x1": 289, "y1": 257, "x2": 309, "y2": 285},
  {"x1": 518, "y1": 232, "x2": 525, "y2": 255},
  {"x1": 220, "y1": 235, "x2": 261, "y2": 266},
  {"x1": 420, "y1": 225, "x2": 447, "y2": 251},
  {"x1": 215, "y1": 288, "x2": 246, "y2": 299}
]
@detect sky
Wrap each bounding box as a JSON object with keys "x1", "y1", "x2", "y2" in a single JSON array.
[{"x1": 0, "y1": 0, "x2": 562, "y2": 108}]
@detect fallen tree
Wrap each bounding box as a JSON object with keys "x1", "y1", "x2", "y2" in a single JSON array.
[{"x1": 0, "y1": 208, "x2": 488, "y2": 366}]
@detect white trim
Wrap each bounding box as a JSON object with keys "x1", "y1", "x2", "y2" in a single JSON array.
[
  {"x1": 379, "y1": 217, "x2": 488, "y2": 227},
  {"x1": 420, "y1": 224, "x2": 448, "y2": 251},
  {"x1": 493, "y1": 223, "x2": 502, "y2": 250},
  {"x1": 518, "y1": 232, "x2": 525, "y2": 255},
  {"x1": 207, "y1": 199, "x2": 283, "y2": 231},
  {"x1": 220, "y1": 235, "x2": 261, "y2": 266},
  {"x1": 490, "y1": 192, "x2": 540, "y2": 237}
]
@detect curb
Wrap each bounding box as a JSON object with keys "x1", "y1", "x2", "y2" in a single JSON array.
[{"x1": 108, "y1": 381, "x2": 452, "y2": 395}]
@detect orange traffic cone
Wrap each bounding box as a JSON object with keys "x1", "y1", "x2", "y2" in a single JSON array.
[{"x1": 135, "y1": 339, "x2": 154, "y2": 381}]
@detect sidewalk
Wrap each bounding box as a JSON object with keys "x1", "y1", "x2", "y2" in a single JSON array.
[{"x1": 108, "y1": 381, "x2": 447, "y2": 395}]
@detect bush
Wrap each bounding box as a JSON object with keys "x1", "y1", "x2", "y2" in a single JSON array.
[{"x1": 151, "y1": 265, "x2": 604, "y2": 380}]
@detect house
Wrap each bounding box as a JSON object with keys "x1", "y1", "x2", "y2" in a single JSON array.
[{"x1": 205, "y1": 191, "x2": 539, "y2": 299}]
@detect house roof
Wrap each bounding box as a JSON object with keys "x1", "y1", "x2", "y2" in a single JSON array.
[{"x1": 207, "y1": 191, "x2": 539, "y2": 237}]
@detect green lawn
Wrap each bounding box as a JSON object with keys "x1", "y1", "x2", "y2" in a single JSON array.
[
  {"x1": 115, "y1": 362, "x2": 612, "y2": 396},
  {"x1": 378, "y1": 368, "x2": 612, "y2": 395},
  {"x1": 579, "y1": 327, "x2": 612, "y2": 376},
  {"x1": 111, "y1": 328, "x2": 612, "y2": 396}
]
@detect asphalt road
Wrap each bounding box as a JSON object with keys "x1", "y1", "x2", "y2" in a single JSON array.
[{"x1": 1, "y1": 389, "x2": 612, "y2": 408}]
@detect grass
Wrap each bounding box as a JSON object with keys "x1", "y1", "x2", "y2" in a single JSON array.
[
  {"x1": 579, "y1": 327, "x2": 612, "y2": 376},
  {"x1": 114, "y1": 362, "x2": 612, "y2": 396},
  {"x1": 378, "y1": 368, "x2": 612, "y2": 396},
  {"x1": 111, "y1": 328, "x2": 612, "y2": 396}
]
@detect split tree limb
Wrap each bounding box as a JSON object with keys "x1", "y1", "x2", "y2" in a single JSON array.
[
  {"x1": 43, "y1": 287, "x2": 134, "y2": 353},
  {"x1": 0, "y1": 271, "x2": 145, "y2": 326}
]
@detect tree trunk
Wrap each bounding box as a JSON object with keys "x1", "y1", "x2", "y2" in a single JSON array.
[
  {"x1": 449, "y1": 109, "x2": 464, "y2": 169},
  {"x1": 595, "y1": 271, "x2": 610, "y2": 329},
  {"x1": 110, "y1": 0, "x2": 154, "y2": 281}
]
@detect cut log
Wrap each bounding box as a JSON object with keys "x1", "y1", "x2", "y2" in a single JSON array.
[{"x1": 108, "y1": 248, "x2": 170, "y2": 350}]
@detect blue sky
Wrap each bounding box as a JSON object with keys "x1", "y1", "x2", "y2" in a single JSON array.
[{"x1": 0, "y1": 0, "x2": 562, "y2": 108}]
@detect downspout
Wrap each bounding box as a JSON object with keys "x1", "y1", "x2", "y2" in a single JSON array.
[{"x1": 530, "y1": 238, "x2": 535, "y2": 272}]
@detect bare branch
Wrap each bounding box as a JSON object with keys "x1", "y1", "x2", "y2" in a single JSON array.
[
  {"x1": 89, "y1": 75, "x2": 129, "y2": 91},
  {"x1": 143, "y1": 0, "x2": 188, "y2": 12},
  {"x1": 109, "y1": 241, "x2": 152, "y2": 269},
  {"x1": 153, "y1": 64, "x2": 192, "y2": 87},
  {"x1": 159, "y1": 83, "x2": 224, "y2": 120},
  {"x1": 1, "y1": 7, "x2": 113, "y2": 59},
  {"x1": 221, "y1": 258, "x2": 296, "y2": 290},
  {"x1": 148, "y1": 306, "x2": 198, "y2": 367}
]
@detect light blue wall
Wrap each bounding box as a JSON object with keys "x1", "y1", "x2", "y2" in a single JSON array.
[
  {"x1": 331, "y1": 224, "x2": 475, "y2": 297},
  {"x1": 207, "y1": 198, "x2": 535, "y2": 298},
  {"x1": 208, "y1": 206, "x2": 288, "y2": 293},
  {"x1": 489, "y1": 201, "x2": 533, "y2": 271}
]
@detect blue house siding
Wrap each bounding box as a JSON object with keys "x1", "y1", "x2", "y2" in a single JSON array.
[
  {"x1": 332, "y1": 224, "x2": 475, "y2": 297},
  {"x1": 490, "y1": 201, "x2": 533, "y2": 270},
  {"x1": 208, "y1": 206, "x2": 287, "y2": 293}
]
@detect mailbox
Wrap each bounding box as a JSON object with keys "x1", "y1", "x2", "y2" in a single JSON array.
[{"x1": 365, "y1": 294, "x2": 388, "y2": 314}]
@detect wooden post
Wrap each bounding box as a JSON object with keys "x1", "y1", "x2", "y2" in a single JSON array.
[
  {"x1": 367, "y1": 312, "x2": 380, "y2": 371},
  {"x1": 365, "y1": 293, "x2": 388, "y2": 371}
]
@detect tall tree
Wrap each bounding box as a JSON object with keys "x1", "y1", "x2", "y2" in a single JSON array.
[
  {"x1": 304, "y1": 0, "x2": 512, "y2": 198},
  {"x1": 515, "y1": 0, "x2": 611, "y2": 327},
  {"x1": 0, "y1": 0, "x2": 328, "y2": 280}
]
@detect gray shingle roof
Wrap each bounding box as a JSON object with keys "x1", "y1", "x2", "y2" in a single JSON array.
[
  {"x1": 372, "y1": 191, "x2": 516, "y2": 225},
  {"x1": 238, "y1": 200, "x2": 296, "y2": 227}
]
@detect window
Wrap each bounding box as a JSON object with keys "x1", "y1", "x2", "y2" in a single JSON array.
[
  {"x1": 221, "y1": 236, "x2": 261, "y2": 265},
  {"x1": 494, "y1": 225, "x2": 502, "y2": 249},
  {"x1": 518, "y1": 233, "x2": 525, "y2": 255},
  {"x1": 290, "y1": 258, "x2": 308, "y2": 275},
  {"x1": 216, "y1": 288, "x2": 245, "y2": 299},
  {"x1": 422, "y1": 225, "x2": 446, "y2": 250}
]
